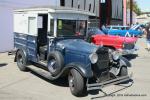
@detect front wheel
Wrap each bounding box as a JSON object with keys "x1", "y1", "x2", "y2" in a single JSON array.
[
  {"x1": 119, "y1": 66, "x2": 128, "y2": 76},
  {"x1": 68, "y1": 69, "x2": 87, "y2": 97}
]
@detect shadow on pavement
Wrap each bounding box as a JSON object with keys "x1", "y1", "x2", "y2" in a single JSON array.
[
  {"x1": 28, "y1": 68, "x2": 69, "y2": 87},
  {"x1": 0, "y1": 63, "x2": 8, "y2": 67}
]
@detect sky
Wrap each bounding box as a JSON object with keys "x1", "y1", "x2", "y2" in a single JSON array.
[{"x1": 135, "y1": 0, "x2": 150, "y2": 12}]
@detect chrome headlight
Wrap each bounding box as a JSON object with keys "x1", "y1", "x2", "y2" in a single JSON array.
[
  {"x1": 112, "y1": 51, "x2": 120, "y2": 61},
  {"x1": 89, "y1": 53, "x2": 98, "y2": 64}
]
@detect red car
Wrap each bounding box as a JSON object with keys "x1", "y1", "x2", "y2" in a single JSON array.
[{"x1": 88, "y1": 28, "x2": 138, "y2": 55}]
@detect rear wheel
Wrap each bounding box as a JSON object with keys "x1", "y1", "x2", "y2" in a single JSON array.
[
  {"x1": 68, "y1": 69, "x2": 87, "y2": 97},
  {"x1": 16, "y1": 50, "x2": 27, "y2": 71}
]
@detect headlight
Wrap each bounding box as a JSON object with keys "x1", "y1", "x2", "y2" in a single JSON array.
[
  {"x1": 112, "y1": 51, "x2": 120, "y2": 61},
  {"x1": 89, "y1": 53, "x2": 98, "y2": 64}
]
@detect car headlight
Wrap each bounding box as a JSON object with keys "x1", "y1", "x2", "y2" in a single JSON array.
[
  {"x1": 89, "y1": 53, "x2": 98, "y2": 64},
  {"x1": 112, "y1": 51, "x2": 120, "y2": 61}
]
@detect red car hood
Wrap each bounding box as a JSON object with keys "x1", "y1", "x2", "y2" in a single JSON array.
[
  {"x1": 118, "y1": 36, "x2": 137, "y2": 43},
  {"x1": 94, "y1": 34, "x2": 137, "y2": 43}
]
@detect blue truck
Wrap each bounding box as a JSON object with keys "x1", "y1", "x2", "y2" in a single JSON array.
[{"x1": 14, "y1": 7, "x2": 132, "y2": 96}]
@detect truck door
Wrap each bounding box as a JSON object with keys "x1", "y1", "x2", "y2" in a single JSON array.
[{"x1": 27, "y1": 14, "x2": 38, "y2": 62}]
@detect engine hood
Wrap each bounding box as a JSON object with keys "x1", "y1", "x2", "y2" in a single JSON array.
[
  {"x1": 94, "y1": 34, "x2": 137, "y2": 44},
  {"x1": 119, "y1": 36, "x2": 138, "y2": 43},
  {"x1": 56, "y1": 39, "x2": 98, "y2": 54}
]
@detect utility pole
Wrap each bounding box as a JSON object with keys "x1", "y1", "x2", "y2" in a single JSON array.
[{"x1": 130, "y1": 0, "x2": 133, "y2": 25}]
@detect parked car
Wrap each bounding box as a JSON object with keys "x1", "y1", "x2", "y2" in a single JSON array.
[
  {"x1": 14, "y1": 7, "x2": 131, "y2": 97},
  {"x1": 88, "y1": 27, "x2": 138, "y2": 55},
  {"x1": 102, "y1": 25, "x2": 143, "y2": 37}
]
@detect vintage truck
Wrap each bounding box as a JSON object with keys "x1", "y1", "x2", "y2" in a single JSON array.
[
  {"x1": 88, "y1": 27, "x2": 138, "y2": 55},
  {"x1": 14, "y1": 6, "x2": 132, "y2": 96}
]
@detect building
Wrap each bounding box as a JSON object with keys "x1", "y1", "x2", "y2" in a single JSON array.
[
  {"x1": 136, "y1": 12, "x2": 150, "y2": 24},
  {"x1": 0, "y1": 0, "x2": 99, "y2": 52},
  {"x1": 0, "y1": 0, "x2": 126, "y2": 52},
  {"x1": 99, "y1": 0, "x2": 127, "y2": 27},
  {"x1": 127, "y1": 9, "x2": 137, "y2": 25}
]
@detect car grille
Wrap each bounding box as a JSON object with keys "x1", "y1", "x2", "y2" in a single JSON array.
[
  {"x1": 93, "y1": 47, "x2": 110, "y2": 71},
  {"x1": 124, "y1": 43, "x2": 135, "y2": 50}
]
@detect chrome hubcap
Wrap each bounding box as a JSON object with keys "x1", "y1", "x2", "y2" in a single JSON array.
[
  {"x1": 18, "y1": 55, "x2": 23, "y2": 65},
  {"x1": 48, "y1": 59, "x2": 56, "y2": 72},
  {"x1": 69, "y1": 74, "x2": 75, "y2": 91}
]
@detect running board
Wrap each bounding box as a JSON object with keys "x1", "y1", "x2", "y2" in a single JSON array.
[
  {"x1": 27, "y1": 65, "x2": 56, "y2": 81},
  {"x1": 87, "y1": 74, "x2": 132, "y2": 91},
  {"x1": 38, "y1": 61, "x2": 47, "y2": 67}
]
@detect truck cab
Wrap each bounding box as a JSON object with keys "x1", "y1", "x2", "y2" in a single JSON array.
[{"x1": 14, "y1": 6, "x2": 132, "y2": 96}]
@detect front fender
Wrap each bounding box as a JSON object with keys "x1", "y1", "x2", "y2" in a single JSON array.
[
  {"x1": 110, "y1": 56, "x2": 131, "y2": 76},
  {"x1": 65, "y1": 62, "x2": 93, "y2": 78},
  {"x1": 119, "y1": 56, "x2": 131, "y2": 67}
]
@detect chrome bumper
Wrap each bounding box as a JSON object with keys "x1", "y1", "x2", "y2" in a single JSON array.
[
  {"x1": 121, "y1": 46, "x2": 139, "y2": 55},
  {"x1": 87, "y1": 74, "x2": 132, "y2": 91}
]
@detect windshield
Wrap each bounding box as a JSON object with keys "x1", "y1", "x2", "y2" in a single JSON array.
[
  {"x1": 56, "y1": 19, "x2": 87, "y2": 37},
  {"x1": 96, "y1": 29, "x2": 105, "y2": 34},
  {"x1": 88, "y1": 28, "x2": 105, "y2": 35}
]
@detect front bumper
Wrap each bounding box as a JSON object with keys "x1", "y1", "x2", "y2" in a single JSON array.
[
  {"x1": 87, "y1": 74, "x2": 132, "y2": 91},
  {"x1": 119, "y1": 46, "x2": 139, "y2": 55}
]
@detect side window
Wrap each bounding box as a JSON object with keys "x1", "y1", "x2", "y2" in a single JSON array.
[
  {"x1": 60, "y1": 0, "x2": 65, "y2": 6},
  {"x1": 28, "y1": 17, "x2": 37, "y2": 35},
  {"x1": 49, "y1": 19, "x2": 54, "y2": 36}
]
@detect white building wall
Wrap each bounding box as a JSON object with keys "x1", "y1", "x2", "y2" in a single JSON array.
[
  {"x1": 127, "y1": 9, "x2": 137, "y2": 25},
  {"x1": 0, "y1": 6, "x2": 13, "y2": 52},
  {"x1": 86, "y1": 0, "x2": 94, "y2": 13},
  {"x1": 0, "y1": 0, "x2": 57, "y2": 52},
  {"x1": 65, "y1": 0, "x2": 72, "y2": 8}
]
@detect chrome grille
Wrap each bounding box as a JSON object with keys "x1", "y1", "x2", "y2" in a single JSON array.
[
  {"x1": 94, "y1": 47, "x2": 110, "y2": 70},
  {"x1": 124, "y1": 43, "x2": 135, "y2": 50}
]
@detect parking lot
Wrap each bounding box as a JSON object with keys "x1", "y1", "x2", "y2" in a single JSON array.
[{"x1": 0, "y1": 38, "x2": 150, "y2": 100}]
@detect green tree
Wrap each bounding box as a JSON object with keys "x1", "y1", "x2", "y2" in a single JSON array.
[{"x1": 127, "y1": 0, "x2": 141, "y2": 15}]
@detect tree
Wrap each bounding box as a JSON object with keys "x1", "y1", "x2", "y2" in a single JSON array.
[{"x1": 127, "y1": 0, "x2": 141, "y2": 15}]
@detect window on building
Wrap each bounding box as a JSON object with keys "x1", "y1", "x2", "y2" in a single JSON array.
[
  {"x1": 84, "y1": 0, "x2": 86, "y2": 10},
  {"x1": 78, "y1": 5, "x2": 80, "y2": 9},
  {"x1": 101, "y1": 0, "x2": 106, "y2": 3},
  {"x1": 89, "y1": 4, "x2": 91, "y2": 11},
  {"x1": 71, "y1": 0, "x2": 73, "y2": 7},
  {"x1": 60, "y1": 0, "x2": 65, "y2": 6},
  {"x1": 93, "y1": 0, "x2": 95, "y2": 13}
]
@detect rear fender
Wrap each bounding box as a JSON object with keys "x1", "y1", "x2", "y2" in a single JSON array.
[{"x1": 14, "y1": 49, "x2": 27, "y2": 62}]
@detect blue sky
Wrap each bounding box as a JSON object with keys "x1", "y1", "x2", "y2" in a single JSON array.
[{"x1": 135, "y1": 0, "x2": 150, "y2": 12}]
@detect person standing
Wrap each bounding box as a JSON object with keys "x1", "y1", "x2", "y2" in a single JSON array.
[{"x1": 146, "y1": 22, "x2": 150, "y2": 51}]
